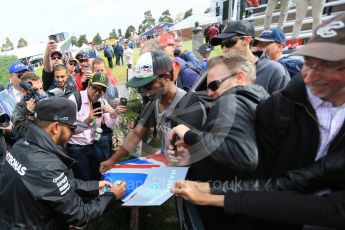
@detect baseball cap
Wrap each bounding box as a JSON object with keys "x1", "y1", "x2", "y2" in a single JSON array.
[
  {"x1": 127, "y1": 51, "x2": 173, "y2": 88},
  {"x1": 197, "y1": 44, "x2": 212, "y2": 55},
  {"x1": 50, "y1": 50, "x2": 62, "y2": 58},
  {"x1": 90, "y1": 72, "x2": 108, "y2": 88},
  {"x1": 211, "y1": 20, "x2": 255, "y2": 46},
  {"x1": 35, "y1": 97, "x2": 88, "y2": 133},
  {"x1": 8, "y1": 61, "x2": 29, "y2": 74},
  {"x1": 291, "y1": 12, "x2": 345, "y2": 61},
  {"x1": 159, "y1": 33, "x2": 176, "y2": 47},
  {"x1": 78, "y1": 53, "x2": 89, "y2": 61},
  {"x1": 254, "y1": 28, "x2": 286, "y2": 44},
  {"x1": 75, "y1": 51, "x2": 84, "y2": 61},
  {"x1": 68, "y1": 58, "x2": 78, "y2": 65}
]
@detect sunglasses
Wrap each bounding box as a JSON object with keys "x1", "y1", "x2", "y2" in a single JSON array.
[
  {"x1": 69, "y1": 62, "x2": 76, "y2": 66},
  {"x1": 207, "y1": 72, "x2": 237, "y2": 91},
  {"x1": 221, "y1": 36, "x2": 246, "y2": 49},
  {"x1": 51, "y1": 56, "x2": 62, "y2": 60},
  {"x1": 90, "y1": 84, "x2": 105, "y2": 94},
  {"x1": 79, "y1": 59, "x2": 88, "y2": 63}
]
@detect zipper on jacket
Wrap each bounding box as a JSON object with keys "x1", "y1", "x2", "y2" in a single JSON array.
[{"x1": 280, "y1": 94, "x2": 321, "y2": 155}]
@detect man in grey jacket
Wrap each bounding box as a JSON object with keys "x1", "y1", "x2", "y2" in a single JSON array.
[{"x1": 211, "y1": 20, "x2": 290, "y2": 94}]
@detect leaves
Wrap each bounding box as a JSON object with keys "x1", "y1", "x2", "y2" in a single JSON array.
[
  {"x1": 77, "y1": 34, "x2": 88, "y2": 47},
  {"x1": 109, "y1": 29, "x2": 118, "y2": 39},
  {"x1": 158, "y1": 9, "x2": 173, "y2": 23},
  {"x1": 138, "y1": 10, "x2": 156, "y2": 34},
  {"x1": 125, "y1": 25, "x2": 136, "y2": 39},
  {"x1": 17, "y1": 38, "x2": 28, "y2": 48},
  {"x1": 0, "y1": 55, "x2": 18, "y2": 85},
  {"x1": 93, "y1": 33, "x2": 102, "y2": 45},
  {"x1": 183, "y1": 8, "x2": 193, "y2": 19},
  {"x1": 1, "y1": 37, "x2": 14, "y2": 52}
]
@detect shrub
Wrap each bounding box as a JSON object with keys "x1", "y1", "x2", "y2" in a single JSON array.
[{"x1": 0, "y1": 55, "x2": 18, "y2": 86}]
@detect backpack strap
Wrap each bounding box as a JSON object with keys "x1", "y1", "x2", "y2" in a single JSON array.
[
  {"x1": 273, "y1": 91, "x2": 294, "y2": 137},
  {"x1": 72, "y1": 91, "x2": 82, "y2": 112}
]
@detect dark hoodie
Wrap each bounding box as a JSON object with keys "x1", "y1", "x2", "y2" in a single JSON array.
[
  {"x1": 181, "y1": 84, "x2": 269, "y2": 230},
  {"x1": 0, "y1": 124, "x2": 116, "y2": 229},
  {"x1": 185, "y1": 84, "x2": 269, "y2": 181}
]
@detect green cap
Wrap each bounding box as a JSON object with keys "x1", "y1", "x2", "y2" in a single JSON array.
[{"x1": 91, "y1": 72, "x2": 108, "y2": 88}]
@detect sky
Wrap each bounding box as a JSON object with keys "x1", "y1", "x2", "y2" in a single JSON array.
[{"x1": 0, "y1": 0, "x2": 211, "y2": 46}]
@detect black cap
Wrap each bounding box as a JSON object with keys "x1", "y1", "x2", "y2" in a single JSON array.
[
  {"x1": 35, "y1": 97, "x2": 88, "y2": 132},
  {"x1": 211, "y1": 20, "x2": 255, "y2": 46},
  {"x1": 197, "y1": 44, "x2": 212, "y2": 55}
]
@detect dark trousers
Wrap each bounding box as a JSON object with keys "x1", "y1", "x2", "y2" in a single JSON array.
[
  {"x1": 115, "y1": 54, "x2": 123, "y2": 65},
  {"x1": 93, "y1": 131, "x2": 113, "y2": 160},
  {"x1": 67, "y1": 144, "x2": 103, "y2": 180},
  {"x1": 106, "y1": 57, "x2": 113, "y2": 68}
]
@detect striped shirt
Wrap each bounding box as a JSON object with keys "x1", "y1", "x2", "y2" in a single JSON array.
[{"x1": 306, "y1": 87, "x2": 345, "y2": 161}]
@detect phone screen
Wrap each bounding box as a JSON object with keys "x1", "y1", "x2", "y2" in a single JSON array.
[
  {"x1": 48, "y1": 35, "x2": 58, "y2": 42},
  {"x1": 92, "y1": 101, "x2": 102, "y2": 117},
  {"x1": 120, "y1": 97, "x2": 127, "y2": 106},
  {"x1": 92, "y1": 101, "x2": 102, "y2": 109}
]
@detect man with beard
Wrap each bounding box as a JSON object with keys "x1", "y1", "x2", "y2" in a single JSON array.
[
  {"x1": 99, "y1": 51, "x2": 189, "y2": 172},
  {"x1": 0, "y1": 97, "x2": 126, "y2": 229}
]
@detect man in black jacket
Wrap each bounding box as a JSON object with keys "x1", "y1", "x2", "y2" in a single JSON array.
[
  {"x1": 0, "y1": 97, "x2": 126, "y2": 229},
  {"x1": 168, "y1": 55, "x2": 269, "y2": 229},
  {"x1": 172, "y1": 12, "x2": 345, "y2": 230}
]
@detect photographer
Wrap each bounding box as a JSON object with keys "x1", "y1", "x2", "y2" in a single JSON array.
[
  {"x1": 0, "y1": 61, "x2": 30, "y2": 152},
  {"x1": 42, "y1": 40, "x2": 64, "y2": 91},
  {"x1": 12, "y1": 72, "x2": 45, "y2": 138}
]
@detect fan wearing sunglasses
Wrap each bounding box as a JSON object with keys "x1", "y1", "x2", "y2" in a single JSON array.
[
  {"x1": 211, "y1": 20, "x2": 290, "y2": 95},
  {"x1": 166, "y1": 55, "x2": 269, "y2": 229}
]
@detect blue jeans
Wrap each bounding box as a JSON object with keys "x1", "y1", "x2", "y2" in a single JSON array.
[
  {"x1": 67, "y1": 144, "x2": 102, "y2": 180},
  {"x1": 93, "y1": 132, "x2": 113, "y2": 160}
]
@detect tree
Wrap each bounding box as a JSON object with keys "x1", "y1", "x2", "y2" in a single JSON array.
[
  {"x1": 204, "y1": 7, "x2": 211, "y2": 14},
  {"x1": 0, "y1": 55, "x2": 18, "y2": 85},
  {"x1": 93, "y1": 33, "x2": 102, "y2": 45},
  {"x1": 1, "y1": 37, "x2": 14, "y2": 52},
  {"x1": 138, "y1": 10, "x2": 156, "y2": 34},
  {"x1": 109, "y1": 29, "x2": 118, "y2": 39},
  {"x1": 137, "y1": 25, "x2": 142, "y2": 35},
  {"x1": 71, "y1": 35, "x2": 78, "y2": 47},
  {"x1": 125, "y1": 25, "x2": 136, "y2": 39},
  {"x1": 184, "y1": 8, "x2": 193, "y2": 19},
  {"x1": 77, "y1": 34, "x2": 88, "y2": 47},
  {"x1": 158, "y1": 9, "x2": 173, "y2": 23},
  {"x1": 17, "y1": 38, "x2": 28, "y2": 48}
]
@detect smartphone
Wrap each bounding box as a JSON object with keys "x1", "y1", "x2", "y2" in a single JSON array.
[
  {"x1": 84, "y1": 65, "x2": 91, "y2": 72},
  {"x1": 48, "y1": 34, "x2": 58, "y2": 42},
  {"x1": 92, "y1": 101, "x2": 102, "y2": 117},
  {"x1": 171, "y1": 134, "x2": 178, "y2": 154},
  {"x1": 120, "y1": 97, "x2": 127, "y2": 106}
]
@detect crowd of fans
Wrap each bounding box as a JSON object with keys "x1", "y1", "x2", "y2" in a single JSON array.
[{"x1": 1, "y1": 11, "x2": 345, "y2": 230}]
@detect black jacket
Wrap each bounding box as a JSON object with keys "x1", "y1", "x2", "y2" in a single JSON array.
[
  {"x1": 185, "y1": 84, "x2": 269, "y2": 182},
  {"x1": 0, "y1": 124, "x2": 116, "y2": 229},
  {"x1": 213, "y1": 151, "x2": 345, "y2": 228},
  {"x1": 238, "y1": 74, "x2": 345, "y2": 229},
  {"x1": 183, "y1": 85, "x2": 269, "y2": 230},
  {"x1": 256, "y1": 74, "x2": 345, "y2": 178}
]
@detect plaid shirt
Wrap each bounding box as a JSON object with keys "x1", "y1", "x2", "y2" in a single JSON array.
[{"x1": 307, "y1": 87, "x2": 345, "y2": 161}]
